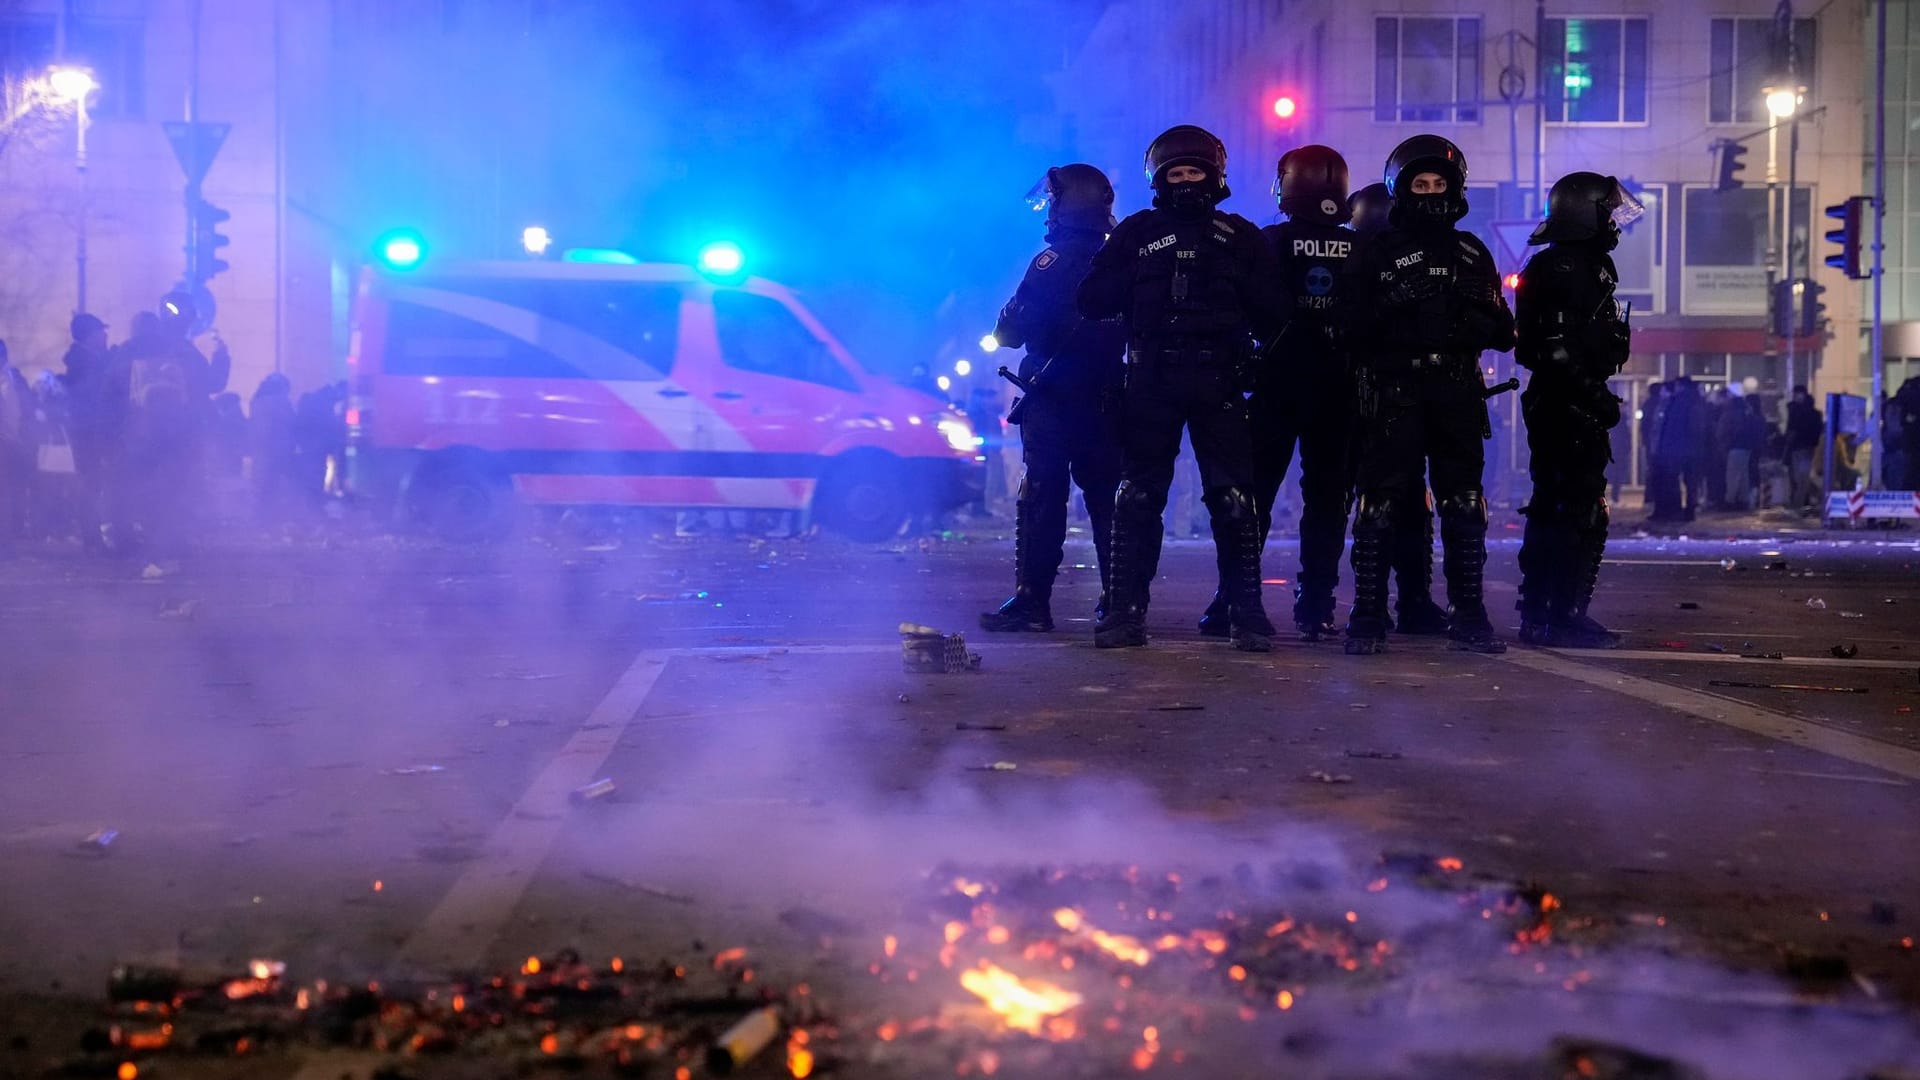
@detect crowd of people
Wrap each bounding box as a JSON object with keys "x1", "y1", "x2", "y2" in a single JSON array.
[
  {"x1": 1635, "y1": 378, "x2": 1920, "y2": 522},
  {"x1": 0, "y1": 292, "x2": 348, "y2": 557}
]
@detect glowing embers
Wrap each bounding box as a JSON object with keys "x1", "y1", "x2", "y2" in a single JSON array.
[
  {"x1": 957, "y1": 961, "x2": 1085, "y2": 1038},
  {"x1": 1052, "y1": 908, "x2": 1153, "y2": 967}
]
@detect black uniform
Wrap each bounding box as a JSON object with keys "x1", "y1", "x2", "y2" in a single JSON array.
[
  {"x1": 1513, "y1": 172, "x2": 1639, "y2": 648},
  {"x1": 1343, "y1": 137, "x2": 1515, "y2": 654},
  {"x1": 1249, "y1": 217, "x2": 1355, "y2": 633},
  {"x1": 979, "y1": 234, "x2": 1125, "y2": 630},
  {"x1": 1347, "y1": 187, "x2": 1448, "y2": 633},
  {"x1": 1078, "y1": 160, "x2": 1285, "y2": 650}
]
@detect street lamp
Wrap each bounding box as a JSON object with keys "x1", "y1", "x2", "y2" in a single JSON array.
[
  {"x1": 1764, "y1": 85, "x2": 1803, "y2": 119},
  {"x1": 48, "y1": 65, "x2": 95, "y2": 315}
]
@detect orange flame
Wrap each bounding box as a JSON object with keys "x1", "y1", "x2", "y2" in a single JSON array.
[
  {"x1": 958, "y1": 961, "x2": 1083, "y2": 1038},
  {"x1": 883, "y1": 935, "x2": 898, "y2": 958},
  {"x1": 1436, "y1": 857, "x2": 1464, "y2": 872},
  {"x1": 1276, "y1": 989, "x2": 1295, "y2": 1010},
  {"x1": 954, "y1": 877, "x2": 986, "y2": 898},
  {"x1": 712, "y1": 946, "x2": 748, "y2": 969}
]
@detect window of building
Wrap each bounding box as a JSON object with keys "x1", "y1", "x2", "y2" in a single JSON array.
[
  {"x1": 713, "y1": 291, "x2": 857, "y2": 392},
  {"x1": 1374, "y1": 15, "x2": 1481, "y2": 123},
  {"x1": 1709, "y1": 17, "x2": 1816, "y2": 124},
  {"x1": 1680, "y1": 185, "x2": 1810, "y2": 315},
  {"x1": 1543, "y1": 17, "x2": 1648, "y2": 124},
  {"x1": 1614, "y1": 184, "x2": 1664, "y2": 313}
]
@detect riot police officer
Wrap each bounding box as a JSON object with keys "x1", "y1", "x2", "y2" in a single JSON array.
[
  {"x1": 1343, "y1": 135, "x2": 1516, "y2": 655},
  {"x1": 980, "y1": 164, "x2": 1127, "y2": 633},
  {"x1": 1200, "y1": 145, "x2": 1354, "y2": 641},
  {"x1": 1078, "y1": 125, "x2": 1284, "y2": 652},
  {"x1": 1515, "y1": 172, "x2": 1640, "y2": 648},
  {"x1": 1346, "y1": 183, "x2": 1449, "y2": 636}
]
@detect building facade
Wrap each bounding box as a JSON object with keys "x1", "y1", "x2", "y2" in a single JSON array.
[
  {"x1": 1052, "y1": 0, "x2": 1876, "y2": 483},
  {"x1": 0, "y1": 0, "x2": 556, "y2": 401}
]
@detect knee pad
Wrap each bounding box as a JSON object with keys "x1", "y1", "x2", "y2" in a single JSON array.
[
  {"x1": 1438, "y1": 489, "x2": 1488, "y2": 529},
  {"x1": 1354, "y1": 494, "x2": 1397, "y2": 532},
  {"x1": 1203, "y1": 486, "x2": 1256, "y2": 524}
]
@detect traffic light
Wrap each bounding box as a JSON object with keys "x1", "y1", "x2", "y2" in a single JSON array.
[
  {"x1": 1823, "y1": 196, "x2": 1869, "y2": 280},
  {"x1": 1770, "y1": 278, "x2": 1795, "y2": 338},
  {"x1": 188, "y1": 197, "x2": 231, "y2": 285},
  {"x1": 1714, "y1": 141, "x2": 1748, "y2": 193},
  {"x1": 1799, "y1": 277, "x2": 1827, "y2": 337}
]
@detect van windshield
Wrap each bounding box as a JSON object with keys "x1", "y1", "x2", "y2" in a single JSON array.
[{"x1": 712, "y1": 290, "x2": 859, "y2": 392}]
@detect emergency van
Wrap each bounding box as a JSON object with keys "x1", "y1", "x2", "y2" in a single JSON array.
[{"x1": 344, "y1": 260, "x2": 984, "y2": 540}]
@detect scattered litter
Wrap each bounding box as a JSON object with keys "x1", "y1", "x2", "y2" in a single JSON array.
[
  {"x1": 1720, "y1": 558, "x2": 1738, "y2": 570},
  {"x1": 569, "y1": 778, "x2": 618, "y2": 804},
  {"x1": 1306, "y1": 769, "x2": 1354, "y2": 784},
  {"x1": 382, "y1": 764, "x2": 447, "y2": 776},
  {"x1": 1805, "y1": 598, "x2": 1828, "y2": 610},
  {"x1": 896, "y1": 692, "x2": 910, "y2": 703},
  {"x1": 899, "y1": 623, "x2": 981, "y2": 673},
  {"x1": 581, "y1": 543, "x2": 619, "y2": 552},
  {"x1": 1676, "y1": 601, "x2": 1700, "y2": 610},
  {"x1": 493, "y1": 718, "x2": 511, "y2": 728},
  {"x1": 1708, "y1": 680, "x2": 1868, "y2": 694},
  {"x1": 1741, "y1": 651, "x2": 1785, "y2": 660},
  {"x1": 1704, "y1": 643, "x2": 1727, "y2": 653},
  {"x1": 1839, "y1": 611, "x2": 1865, "y2": 619},
  {"x1": 1549, "y1": 1037, "x2": 1699, "y2": 1080},
  {"x1": 1154, "y1": 703, "x2": 1206, "y2": 712},
  {"x1": 1348, "y1": 702, "x2": 1371, "y2": 710},
  {"x1": 1657, "y1": 640, "x2": 1689, "y2": 649},
  {"x1": 1345, "y1": 749, "x2": 1403, "y2": 760},
  {"x1": 158, "y1": 599, "x2": 200, "y2": 620},
  {"x1": 140, "y1": 564, "x2": 168, "y2": 580},
  {"x1": 706, "y1": 1004, "x2": 781, "y2": 1074},
  {"x1": 954, "y1": 721, "x2": 1008, "y2": 731},
  {"x1": 1831, "y1": 644, "x2": 1859, "y2": 659},
  {"x1": 489, "y1": 671, "x2": 562, "y2": 681},
  {"x1": 966, "y1": 761, "x2": 1019, "y2": 772},
  {"x1": 74, "y1": 829, "x2": 118, "y2": 854}
]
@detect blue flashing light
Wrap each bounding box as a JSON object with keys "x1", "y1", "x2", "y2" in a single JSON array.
[
  {"x1": 375, "y1": 228, "x2": 427, "y2": 271},
  {"x1": 697, "y1": 241, "x2": 745, "y2": 277},
  {"x1": 562, "y1": 247, "x2": 640, "y2": 264}
]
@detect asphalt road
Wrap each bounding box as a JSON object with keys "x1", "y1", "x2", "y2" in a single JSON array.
[{"x1": 2, "y1": 513, "x2": 1918, "y2": 1079}]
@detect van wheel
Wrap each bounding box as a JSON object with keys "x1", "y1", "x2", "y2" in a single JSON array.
[
  {"x1": 815, "y1": 454, "x2": 909, "y2": 542},
  {"x1": 412, "y1": 461, "x2": 516, "y2": 542}
]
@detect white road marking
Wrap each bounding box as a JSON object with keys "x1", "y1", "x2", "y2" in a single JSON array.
[
  {"x1": 1497, "y1": 648, "x2": 1920, "y2": 782},
  {"x1": 1578, "y1": 648, "x2": 1919, "y2": 671},
  {"x1": 387, "y1": 650, "x2": 670, "y2": 977}
]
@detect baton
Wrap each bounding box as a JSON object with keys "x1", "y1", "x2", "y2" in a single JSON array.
[
  {"x1": 1482, "y1": 377, "x2": 1521, "y2": 400},
  {"x1": 996, "y1": 365, "x2": 1034, "y2": 394}
]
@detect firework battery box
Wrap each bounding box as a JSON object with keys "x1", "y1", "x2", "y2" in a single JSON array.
[{"x1": 899, "y1": 623, "x2": 981, "y2": 673}]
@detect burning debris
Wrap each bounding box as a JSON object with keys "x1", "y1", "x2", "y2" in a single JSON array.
[{"x1": 51, "y1": 854, "x2": 1915, "y2": 1078}]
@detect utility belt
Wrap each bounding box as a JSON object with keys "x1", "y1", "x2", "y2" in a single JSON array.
[
  {"x1": 1370, "y1": 351, "x2": 1478, "y2": 379},
  {"x1": 1127, "y1": 340, "x2": 1247, "y2": 370}
]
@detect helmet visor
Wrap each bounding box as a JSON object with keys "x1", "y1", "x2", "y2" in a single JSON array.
[
  {"x1": 1024, "y1": 175, "x2": 1051, "y2": 214},
  {"x1": 1608, "y1": 181, "x2": 1646, "y2": 229}
]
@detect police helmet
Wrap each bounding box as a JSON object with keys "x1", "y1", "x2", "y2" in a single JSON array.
[
  {"x1": 1347, "y1": 182, "x2": 1393, "y2": 234},
  {"x1": 1273, "y1": 144, "x2": 1351, "y2": 224},
  {"x1": 1144, "y1": 125, "x2": 1229, "y2": 195},
  {"x1": 1383, "y1": 134, "x2": 1467, "y2": 199},
  {"x1": 1528, "y1": 171, "x2": 1645, "y2": 245},
  {"x1": 1025, "y1": 163, "x2": 1116, "y2": 233}
]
